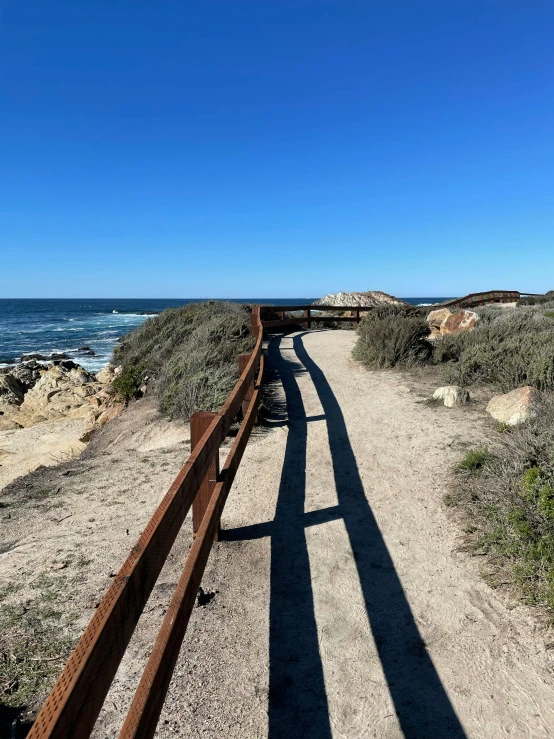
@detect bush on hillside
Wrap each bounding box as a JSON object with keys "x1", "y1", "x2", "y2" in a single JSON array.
[
  {"x1": 112, "y1": 301, "x2": 255, "y2": 419},
  {"x1": 434, "y1": 307, "x2": 554, "y2": 392},
  {"x1": 451, "y1": 395, "x2": 554, "y2": 614},
  {"x1": 353, "y1": 305, "x2": 432, "y2": 369}
]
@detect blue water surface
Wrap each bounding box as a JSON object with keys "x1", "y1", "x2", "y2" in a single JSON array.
[
  {"x1": 0, "y1": 297, "x2": 450, "y2": 372},
  {"x1": 0, "y1": 298, "x2": 312, "y2": 371}
]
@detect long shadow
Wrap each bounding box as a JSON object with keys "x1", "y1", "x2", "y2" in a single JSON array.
[
  {"x1": 266, "y1": 336, "x2": 333, "y2": 738},
  {"x1": 240, "y1": 334, "x2": 465, "y2": 736},
  {"x1": 291, "y1": 333, "x2": 466, "y2": 738}
]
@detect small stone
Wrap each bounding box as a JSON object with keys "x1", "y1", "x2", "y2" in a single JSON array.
[
  {"x1": 433, "y1": 386, "x2": 470, "y2": 408},
  {"x1": 52, "y1": 561, "x2": 67, "y2": 570}
]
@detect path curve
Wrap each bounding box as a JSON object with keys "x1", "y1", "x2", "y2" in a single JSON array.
[{"x1": 151, "y1": 331, "x2": 554, "y2": 738}]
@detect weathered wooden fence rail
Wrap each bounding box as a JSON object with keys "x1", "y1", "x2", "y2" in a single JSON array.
[{"x1": 29, "y1": 307, "x2": 264, "y2": 739}]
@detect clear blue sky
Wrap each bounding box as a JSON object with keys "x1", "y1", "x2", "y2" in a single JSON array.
[{"x1": 2, "y1": 1, "x2": 553, "y2": 298}]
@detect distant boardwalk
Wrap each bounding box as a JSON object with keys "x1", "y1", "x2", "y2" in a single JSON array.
[{"x1": 441, "y1": 289, "x2": 538, "y2": 309}]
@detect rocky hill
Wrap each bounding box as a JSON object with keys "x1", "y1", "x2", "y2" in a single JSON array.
[{"x1": 313, "y1": 290, "x2": 407, "y2": 307}]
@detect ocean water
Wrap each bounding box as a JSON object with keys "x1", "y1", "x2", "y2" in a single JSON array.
[
  {"x1": 0, "y1": 297, "x2": 450, "y2": 373},
  {"x1": 0, "y1": 298, "x2": 314, "y2": 372},
  {"x1": 403, "y1": 297, "x2": 453, "y2": 306}
]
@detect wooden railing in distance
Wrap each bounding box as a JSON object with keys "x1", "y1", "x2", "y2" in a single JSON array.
[
  {"x1": 28, "y1": 305, "x2": 264, "y2": 739},
  {"x1": 442, "y1": 290, "x2": 543, "y2": 308},
  {"x1": 261, "y1": 304, "x2": 374, "y2": 330},
  {"x1": 441, "y1": 290, "x2": 521, "y2": 308}
]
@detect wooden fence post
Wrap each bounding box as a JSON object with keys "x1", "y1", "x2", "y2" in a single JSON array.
[
  {"x1": 238, "y1": 353, "x2": 257, "y2": 422},
  {"x1": 353, "y1": 309, "x2": 360, "y2": 328},
  {"x1": 250, "y1": 305, "x2": 261, "y2": 336},
  {"x1": 304, "y1": 308, "x2": 311, "y2": 329},
  {"x1": 191, "y1": 412, "x2": 220, "y2": 542}
]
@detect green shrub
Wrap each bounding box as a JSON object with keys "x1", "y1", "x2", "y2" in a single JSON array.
[
  {"x1": 111, "y1": 361, "x2": 147, "y2": 400},
  {"x1": 452, "y1": 394, "x2": 554, "y2": 613},
  {"x1": 113, "y1": 301, "x2": 255, "y2": 420},
  {"x1": 455, "y1": 448, "x2": 491, "y2": 472},
  {"x1": 434, "y1": 307, "x2": 554, "y2": 392},
  {"x1": 353, "y1": 305, "x2": 432, "y2": 369}
]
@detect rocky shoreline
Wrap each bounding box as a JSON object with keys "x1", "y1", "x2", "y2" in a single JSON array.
[{"x1": 0, "y1": 358, "x2": 125, "y2": 492}]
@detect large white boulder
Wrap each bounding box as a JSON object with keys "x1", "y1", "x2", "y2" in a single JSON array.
[
  {"x1": 486, "y1": 386, "x2": 538, "y2": 426},
  {"x1": 427, "y1": 309, "x2": 478, "y2": 339}
]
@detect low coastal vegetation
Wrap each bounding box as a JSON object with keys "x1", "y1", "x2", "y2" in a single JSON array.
[
  {"x1": 354, "y1": 296, "x2": 554, "y2": 616},
  {"x1": 451, "y1": 399, "x2": 554, "y2": 613},
  {"x1": 352, "y1": 304, "x2": 430, "y2": 368},
  {"x1": 112, "y1": 301, "x2": 255, "y2": 420},
  {"x1": 434, "y1": 307, "x2": 554, "y2": 392},
  {"x1": 354, "y1": 301, "x2": 554, "y2": 393}
]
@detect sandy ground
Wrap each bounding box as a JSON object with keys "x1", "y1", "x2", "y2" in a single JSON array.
[
  {"x1": 2, "y1": 329, "x2": 554, "y2": 737},
  {"x1": 0, "y1": 418, "x2": 87, "y2": 492}
]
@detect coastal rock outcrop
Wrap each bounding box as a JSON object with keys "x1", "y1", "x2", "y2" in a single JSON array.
[
  {"x1": 486, "y1": 386, "x2": 538, "y2": 426},
  {"x1": 0, "y1": 362, "x2": 124, "y2": 436},
  {"x1": 5, "y1": 360, "x2": 46, "y2": 390},
  {"x1": 313, "y1": 290, "x2": 406, "y2": 307},
  {"x1": 0, "y1": 374, "x2": 25, "y2": 409},
  {"x1": 0, "y1": 361, "x2": 126, "y2": 491},
  {"x1": 432, "y1": 385, "x2": 470, "y2": 407},
  {"x1": 96, "y1": 366, "x2": 118, "y2": 384},
  {"x1": 427, "y1": 308, "x2": 479, "y2": 339}
]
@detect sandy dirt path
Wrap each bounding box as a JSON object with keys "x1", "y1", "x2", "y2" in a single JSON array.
[
  {"x1": 5, "y1": 330, "x2": 554, "y2": 737},
  {"x1": 152, "y1": 330, "x2": 554, "y2": 738}
]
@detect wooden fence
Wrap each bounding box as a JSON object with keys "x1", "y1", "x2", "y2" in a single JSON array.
[
  {"x1": 441, "y1": 290, "x2": 521, "y2": 308},
  {"x1": 261, "y1": 304, "x2": 374, "y2": 329},
  {"x1": 440, "y1": 290, "x2": 543, "y2": 309},
  {"x1": 28, "y1": 307, "x2": 264, "y2": 739}
]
